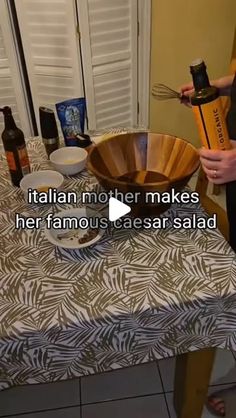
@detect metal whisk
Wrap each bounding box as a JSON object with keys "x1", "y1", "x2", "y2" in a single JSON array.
[{"x1": 152, "y1": 83, "x2": 190, "y2": 104}]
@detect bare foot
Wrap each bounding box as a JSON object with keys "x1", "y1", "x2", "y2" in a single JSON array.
[{"x1": 207, "y1": 395, "x2": 225, "y2": 417}]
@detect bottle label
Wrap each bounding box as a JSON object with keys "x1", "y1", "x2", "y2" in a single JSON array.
[
  {"x1": 17, "y1": 145, "x2": 30, "y2": 175},
  {"x1": 192, "y1": 97, "x2": 231, "y2": 150},
  {"x1": 5, "y1": 151, "x2": 17, "y2": 171},
  {"x1": 43, "y1": 137, "x2": 58, "y2": 145}
]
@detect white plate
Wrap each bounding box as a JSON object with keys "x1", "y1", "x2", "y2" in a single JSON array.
[{"x1": 44, "y1": 207, "x2": 105, "y2": 249}]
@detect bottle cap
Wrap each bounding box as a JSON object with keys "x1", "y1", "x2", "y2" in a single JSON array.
[
  {"x1": 39, "y1": 107, "x2": 59, "y2": 139},
  {"x1": 190, "y1": 59, "x2": 206, "y2": 73},
  {"x1": 190, "y1": 58, "x2": 203, "y2": 66},
  {"x1": 0, "y1": 106, "x2": 12, "y2": 115},
  {"x1": 75, "y1": 133, "x2": 92, "y2": 148}
]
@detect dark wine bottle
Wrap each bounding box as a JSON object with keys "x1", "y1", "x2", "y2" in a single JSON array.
[{"x1": 0, "y1": 106, "x2": 30, "y2": 186}]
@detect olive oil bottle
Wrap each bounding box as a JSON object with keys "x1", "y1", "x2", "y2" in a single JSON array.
[
  {"x1": 190, "y1": 59, "x2": 231, "y2": 150},
  {"x1": 0, "y1": 106, "x2": 30, "y2": 186}
]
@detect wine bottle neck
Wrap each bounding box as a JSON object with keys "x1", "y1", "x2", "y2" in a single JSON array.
[
  {"x1": 4, "y1": 113, "x2": 17, "y2": 130},
  {"x1": 192, "y1": 71, "x2": 210, "y2": 91}
]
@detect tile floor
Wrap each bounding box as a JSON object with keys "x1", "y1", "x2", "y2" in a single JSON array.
[{"x1": 0, "y1": 348, "x2": 236, "y2": 417}]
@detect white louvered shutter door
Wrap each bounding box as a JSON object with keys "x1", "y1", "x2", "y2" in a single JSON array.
[
  {"x1": 77, "y1": 0, "x2": 138, "y2": 130},
  {"x1": 0, "y1": 2, "x2": 31, "y2": 138},
  {"x1": 14, "y1": 0, "x2": 84, "y2": 132}
]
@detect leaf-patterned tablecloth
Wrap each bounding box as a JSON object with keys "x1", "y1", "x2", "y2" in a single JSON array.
[{"x1": 0, "y1": 137, "x2": 236, "y2": 390}]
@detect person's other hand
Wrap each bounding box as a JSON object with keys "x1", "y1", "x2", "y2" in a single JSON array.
[
  {"x1": 199, "y1": 141, "x2": 236, "y2": 184},
  {"x1": 179, "y1": 82, "x2": 194, "y2": 107}
]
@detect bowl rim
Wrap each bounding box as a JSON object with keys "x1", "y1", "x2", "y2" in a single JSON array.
[
  {"x1": 19, "y1": 169, "x2": 64, "y2": 191},
  {"x1": 87, "y1": 132, "x2": 200, "y2": 187},
  {"x1": 50, "y1": 147, "x2": 88, "y2": 166}
]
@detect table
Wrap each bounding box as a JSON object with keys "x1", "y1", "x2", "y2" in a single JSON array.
[{"x1": 0, "y1": 138, "x2": 236, "y2": 418}]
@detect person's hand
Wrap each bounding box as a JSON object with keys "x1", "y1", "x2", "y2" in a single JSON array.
[
  {"x1": 179, "y1": 82, "x2": 194, "y2": 107},
  {"x1": 179, "y1": 75, "x2": 234, "y2": 107},
  {"x1": 199, "y1": 141, "x2": 236, "y2": 184}
]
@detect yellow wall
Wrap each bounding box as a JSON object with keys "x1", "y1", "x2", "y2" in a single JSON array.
[{"x1": 150, "y1": 0, "x2": 236, "y2": 147}]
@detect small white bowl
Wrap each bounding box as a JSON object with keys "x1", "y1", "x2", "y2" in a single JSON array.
[
  {"x1": 20, "y1": 170, "x2": 64, "y2": 200},
  {"x1": 50, "y1": 147, "x2": 87, "y2": 175}
]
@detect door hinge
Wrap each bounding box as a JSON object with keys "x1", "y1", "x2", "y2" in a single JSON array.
[
  {"x1": 137, "y1": 21, "x2": 140, "y2": 37},
  {"x1": 137, "y1": 101, "x2": 140, "y2": 115}
]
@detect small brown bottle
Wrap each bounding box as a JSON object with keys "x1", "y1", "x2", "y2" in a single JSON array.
[
  {"x1": 0, "y1": 106, "x2": 30, "y2": 186},
  {"x1": 190, "y1": 59, "x2": 231, "y2": 150}
]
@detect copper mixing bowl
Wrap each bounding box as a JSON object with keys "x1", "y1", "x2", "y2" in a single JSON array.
[{"x1": 87, "y1": 132, "x2": 200, "y2": 216}]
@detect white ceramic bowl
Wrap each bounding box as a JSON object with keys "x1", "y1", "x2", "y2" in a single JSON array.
[
  {"x1": 20, "y1": 170, "x2": 64, "y2": 200},
  {"x1": 50, "y1": 147, "x2": 88, "y2": 175},
  {"x1": 44, "y1": 207, "x2": 105, "y2": 249}
]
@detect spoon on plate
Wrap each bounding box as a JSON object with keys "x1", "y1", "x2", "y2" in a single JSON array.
[{"x1": 56, "y1": 204, "x2": 108, "y2": 240}]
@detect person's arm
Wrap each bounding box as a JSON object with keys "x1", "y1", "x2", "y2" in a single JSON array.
[
  {"x1": 211, "y1": 74, "x2": 234, "y2": 96},
  {"x1": 180, "y1": 74, "x2": 234, "y2": 104}
]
